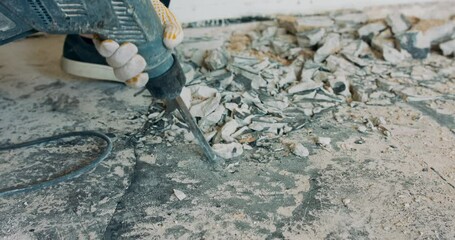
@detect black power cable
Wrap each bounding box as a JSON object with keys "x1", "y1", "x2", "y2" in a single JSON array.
[{"x1": 0, "y1": 131, "x2": 112, "y2": 197}]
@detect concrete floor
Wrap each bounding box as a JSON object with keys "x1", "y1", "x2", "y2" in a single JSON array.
[{"x1": 1, "y1": 7, "x2": 455, "y2": 240}]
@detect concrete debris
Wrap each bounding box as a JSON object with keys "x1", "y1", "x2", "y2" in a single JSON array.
[
  {"x1": 290, "y1": 143, "x2": 310, "y2": 157},
  {"x1": 358, "y1": 22, "x2": 387, "y2": 41},
  {"x1": 180, "y1": 87, "x2": 192, "y2": 109},
  {"x1": 386, "y1": 13, "x2": 411, "y2": 35},
  {"x1": 144, "y1": 9, "x2": 455, "y2": 160},
  {"x1": 190, "y1": 49, "x2": 206, "y2": 66},
  {"x1": 396, "y1": 31, "x2": 430, "y2": 59},
  {"x1": 342, "y1": 198, "x2": 351, "y2": 206},
  {"x1": 189, "y1": 92, "x2": 221, "y2": 117},
  {"x1": 316, "y1": 137, "x2": 332, "y2": 146},
  {"x1": 357, "y1": 126, "x2": 368, "y2": 133},
  {"x1": 288, "y1": 80, "x2": 323, "y2": 94},
  {"x1": 213, "y1": 142, "x2": 244, "y2": 159},
  {"x1": 422, "y1": 21, "x2": 455, "y2": 45},
  {"x1": 220, "y1": 119, "x2": 240, "y2": 142},
  {"x1": 382, "y1": 45, "x2": 411, "y2": 64},
  {"x1": 325, "y1": 55, "x2": 359, "y2": 74},
  {"x1": 314, "y1": 33, "x2": 341, "y2": 63},
  {"x1": 204, "y1": 49, "x2": 229, "y2": 70},
  {"x1": 373, "y1": 117, "x2": 387, "y2": 126},
  {"x1": 297, "y1": 28, "x2": 326, "y2": 47},
  {"x1": 342, "y1": 40, "x2": 372, "y2": 57},
  {"x1": 440, "y1": 39, "x2": 455, "y2": 56},
  {"x1": 350, "y1": 85, "x2": 369, "y2": 102},
  {"x1": 173, "y1": 189, "x2": 187, "y2": 201}
]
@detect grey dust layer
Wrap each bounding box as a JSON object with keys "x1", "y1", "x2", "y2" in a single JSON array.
[{"x1": 1, "y1": 2, "x2": 455, "y2": 239}]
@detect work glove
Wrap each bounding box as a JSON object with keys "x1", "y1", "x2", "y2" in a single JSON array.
[{"x1": 93, "y1": 0, "x2": 183, "y2": 88}]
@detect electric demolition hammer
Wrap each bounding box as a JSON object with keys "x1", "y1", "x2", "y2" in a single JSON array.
[{"x1": 0, "y1": 0, "x2": 218, "y2": 162}]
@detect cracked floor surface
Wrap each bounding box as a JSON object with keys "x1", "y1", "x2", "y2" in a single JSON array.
[{"x1": 1, "y1": 4, "x2": 455, "y2": 239}]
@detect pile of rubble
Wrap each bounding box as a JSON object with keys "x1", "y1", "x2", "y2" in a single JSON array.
[{"x1": 140, "y1": 10, "x2": 455, "y2": 159}]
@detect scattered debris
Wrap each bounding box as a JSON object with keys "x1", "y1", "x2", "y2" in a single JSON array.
[
  {"x1": 213, "y1": 143, "x2": 244, "y2": 159},
  {"x1": 173, "y1": 189, "x2": 187, "y2": 201},
  {"x1": 316, "y1": 137, "x2": 332, "y2": 147},
  {"x1": 314, "y1": 33, "x2": 341, "y2": 63},
  {"x1": 204, "y1": 49, "x2": 229, "y2": 70},
  {"x1": 358, "y1": 22, "x2": 387, "y2": 41},
  {"x1": 143, "y1": 9, "x2": 455, "y2": 160},
  {"x1": 396, "y1": 31, "x2": 430, "y2": 59},
  {"x1": 290, "y1": 143, "x2": 310, "y2": 157},
  {"x1": 357, "y1": 126, "x2": 368, "y2": 133},
  {"x1": 297, "y1": 28, "x2": 326, "y2": 47},
  {"x1": 440, "y1": 39, "x2": 455, "y2": 56},
  {"x1": 386, "y1": 13, "x2": 411, "y2": 35}
]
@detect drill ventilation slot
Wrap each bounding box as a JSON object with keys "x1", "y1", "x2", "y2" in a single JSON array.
[
  {"x1": 56, "y1": 0, "x2": 87, "y2": 18},
  {"x1": 27, "y1": 0, "x2": 52, "y2": 25}
]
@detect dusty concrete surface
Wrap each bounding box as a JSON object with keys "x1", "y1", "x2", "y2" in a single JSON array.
[{"x1": 1, "y1": 3, "x2": 455, "y2": 240}]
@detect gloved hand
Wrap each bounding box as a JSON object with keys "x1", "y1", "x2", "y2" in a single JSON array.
[{"x1": 93, "y1": 0, "x2": 183, "y2": 88}]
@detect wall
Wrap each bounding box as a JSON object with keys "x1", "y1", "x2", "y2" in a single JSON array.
[{"x1": 169, "y1": 0, "x2": 447, "y2": 23}]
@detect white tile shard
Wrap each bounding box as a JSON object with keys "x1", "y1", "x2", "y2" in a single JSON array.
[
  {"x1": 213, "y1": 142, "x2": 244, "y2": 159},
  {"x1": 386, "y1": 13, "x2": 411, "y2": 35},
  {"x1": 204, "y1": 49, "x2": 229, "y2": 70},
  {"x1": 316, "y1": 137, "x2": 332, "y2": 146},
  {"x1": 173, "y1": 189, "x2": 187, "y2": 201},
  {"x1": 358, "y1": 22, "x2": 387, "y2": 39},
  {"x1": 314, "y1": 33, "x2": 341, "y2": 63},
  {"x1": 221, "y1": 119, "x2": 240, "y2": 142},
  {"x1": 290, "y1": 143, "x2": 310, "y2": 157},
  {"x1": 297, "y1": 28, "x2": 326, "y2": 48},
  {"x1": 440, "y1": 39, "x2": 455, "y2": 56}
]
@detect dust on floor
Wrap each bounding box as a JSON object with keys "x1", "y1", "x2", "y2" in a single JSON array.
[{"x1": 1, "y1": 2, "x2": 455, "y2": 239}]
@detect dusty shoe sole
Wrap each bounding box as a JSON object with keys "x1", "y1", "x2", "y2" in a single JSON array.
[{"x1": 61, "y1": 57, "x2": 123, "y2": 83}]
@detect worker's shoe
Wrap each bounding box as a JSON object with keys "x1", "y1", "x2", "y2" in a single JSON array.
[{"x1": 61, "y1": 34, "x2": 121, "y2": 82}]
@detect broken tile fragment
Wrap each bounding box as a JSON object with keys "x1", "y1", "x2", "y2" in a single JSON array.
[
  {"x1": 386, "y1": 13, "x2": 411, "y2": 35},
  {"x1": 422, "y1": 20, "x2": 455, "y2": 45},
  {"x1": 204, "y1": 49, "x2": 229, "y2": 70},
  {"x1": 341, "y1": 39, "x2": 371, "y2": 57},
  {"x1": 191, "y1": 85, "x2": 218, "y2": 99},
  {"x1": 249, "y1": 121, "x2": 287, "y2": 134},
  {"x1": 314, "y1": 33, "x2": 341, "y2": 63},
  {"x1": 288, "y1": 80, "x2": 323, "y2": 94},
  {"x1": 396, "y1": 31, "x2": 430, "y2": 59},
  {"x1": 357, "y1": 126, "x2": 368, "y2": 133},
  {"x1": 350, "y1": 85, "x2": 369, "y2": 102},
  {"x1": 382, "y1": 45, "x2": 410, "y2": 64},
  {"x1": 199, "y1": 105, "x2": 226, "y2": 129},
  {"x1": 325, "y1": 55, "x2": 359, "y2": 74},
  {"x1": 220, "y1": 119, "x2": 240, "y2": 142},
  {"x1": 440, "y1": 39, "x2": 455, "y2": 56},
  {"x1": 373, "y1": 117, "x2": 387, "y2": 126},
  {"x1": 189, "y1": 88, "x2": 221, "y2": 118},
  {"x1": 180, "y1": 87, "x2": 192, "y2": 109},
  {"x1": 213, "y1": 142, "x2": 244, "y2": 159},
  {"x1": 296, "y1": 28, "x2": 326, "y2": 48},
  {"x1": 173, "y1": 189, "x2": 187, "y2": 201},
  {"x1": 316, "y1": 137, "x2": 331, "y2": 146},
  {"x1": 290, "y1": 143, "x2": 310, "y2": 157},
  {"x1": 358, "y1": 22, "x2": 387, "y2": 41}
]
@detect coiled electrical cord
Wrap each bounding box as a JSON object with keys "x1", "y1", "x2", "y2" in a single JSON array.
[{"x1": 0, "y1": 131, "x2": 112, "y2": 197}]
